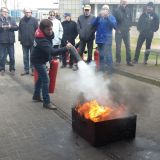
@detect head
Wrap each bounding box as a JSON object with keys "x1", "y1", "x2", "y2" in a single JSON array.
[
  {"x1": 64, "y1": 13, "x2": 71, "y2": 21},
  {"x1": 1, "y1": 7, "x2": 9, "y2": 18},
  {"x1": 49, "y1": 10, "x2": 56, "y2": 20},
  {"x1": 120, "y1": 0, "x2": 128, "y2": 8},
  {"x1": 101, "y1": 5, "x2": 110, "y2": 17},
  {"x1": 39, "y1": 19, "x2": 53, "y2": 36},
  {"x1": 83, "y1": 5, "x2": 91, "y2": 16},
  {"x1": 146, "y1": 2, "x2": 154, "y2": 13},
  {"x1": 23, "y1": 8, "x2": 32, "y2": 18}
]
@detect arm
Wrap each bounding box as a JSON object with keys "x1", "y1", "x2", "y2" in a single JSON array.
[
  {"x1": 9, "y1": 18, "x2": 19, "y2": 31},
  {"x1": 153, "y1": 14, "x2": 159, "y2": 32},
  {"x1": 18, "y1": 20, "x2": 22, "y2": 41},
  {"x1": 107, "y1": 15, "x2": 117, "y2": 29},
  {"x1": 77, "y1": 17, "x2": 81, "y2": 34}
]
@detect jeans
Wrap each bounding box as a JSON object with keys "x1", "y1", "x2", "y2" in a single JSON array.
[
  {"x1": 134, "y1": 32, "x2": 153, "y2": 62},
  {"x1": 115, "y1": 31, "x2": 131, "y2": 63},
  {"x1": 22, "y1": 45, "x2": 33, "y2": 72},
  {"x1": 0, "y1": 43, "x2": 15, "y2": 71},
  {"x1": 33, "y1": 64, "x2": 50, "y2": 105},
  {"x1": 98, "y1": 43, "x2": 113, "y2": 73}
]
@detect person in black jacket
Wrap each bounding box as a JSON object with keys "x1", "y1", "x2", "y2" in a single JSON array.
[
  {"x1": 30, "y1": 19, "x2": 72, "y2": 110},
  {"x1": 0, "y1": 7, "x2": 18, "y2": 75},
  {"x1": 114, "y1": 0, "x2": 133, "y2": 66},
  {"x1": 133, "y1": 2, "x2": 159, "y2": 64},
  {"x1": 19, "y1": 8, "x2": 38, "y2": 76},
  {"x1": 77, "y1": 5, "x2": 96, "y2": 63},
  {"x1": 61, "y1": 13, "x2": 78, "y2": 68}
]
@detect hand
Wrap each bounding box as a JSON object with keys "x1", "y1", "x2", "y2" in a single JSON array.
[{"x1": 66, "y1": 42, "x2": 73, "y2": 49}]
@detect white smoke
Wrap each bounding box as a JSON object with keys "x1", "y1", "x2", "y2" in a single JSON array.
[{"x1": 72, "y1": 61, "x2": 111, "y2": 105}]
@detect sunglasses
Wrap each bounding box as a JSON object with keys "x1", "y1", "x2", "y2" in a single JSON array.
[{"x1": 50, "y1": 15, "x2": 55, "y2": 16}]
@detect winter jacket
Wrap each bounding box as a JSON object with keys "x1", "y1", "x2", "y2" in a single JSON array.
[
  {"x1": 137, "y1": 12, "x2": 159, "y2": 35},
  {"x1": 61, "y1": 20, "x2": 78, "y2": 46},
  {"x1": 114, "y1": 5, "x2": 132, "y2": 32},
  {"x1": 18, "y1": 16, "x2": 38, "y2": 46},
  {"x1": 92, "y1": 15, "x2": 117, "y2": 44},
  {"x1": 31, "y1": 28, "x2": 67, "y2": 64},
  {"x1": 50, "y1": 18, "x2": 63, "y2": 46},
  {"x1": 0, "y1": 16, "x2": 18, "y2": 44},
  {"x1": 77, "y1": 14, "x2": 96, "y2": 41}
]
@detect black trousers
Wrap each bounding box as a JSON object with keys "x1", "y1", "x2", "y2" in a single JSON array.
[
  {"x1": 133, "y1": 32, "x2": 153, "y2": 62},
  {"x1": 78, "y1": 40, "x2": 94, "y2": 62},
  {"x1": 115, "y1": 31, "x2": 131, "y2": 63}
]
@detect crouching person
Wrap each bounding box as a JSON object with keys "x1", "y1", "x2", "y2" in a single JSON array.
[{"x1": 30, "y1": 19, "x2": 72, "y2": 110}]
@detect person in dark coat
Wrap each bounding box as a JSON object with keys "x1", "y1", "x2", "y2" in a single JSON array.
[
  {"x1": 61, "y1": 13, "x2": 78, "y2": 68},
  {"x1": 30, "y1": 19, "x2": 72, "y2": 110},
  {"x1": 0, "y1": 7, "x2": 18, "y2": 76},
  {"x1": 77, "y1": 4, "x2": 96, "y2": 63},
  {"x1": 133, "y1": 2, "x2": 159, "y2": 64},
  {"x1": 114, "y1": 0, "x2": 133, "y2": 66},
  {"x1": 19, "y1": 8, "x2": 38, "y2": 75}
]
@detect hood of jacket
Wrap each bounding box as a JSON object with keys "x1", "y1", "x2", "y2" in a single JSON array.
[{"x1": 35, "y1": 28, "x2": 45, "y2": 38}]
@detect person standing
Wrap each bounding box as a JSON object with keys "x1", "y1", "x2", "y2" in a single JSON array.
[
  {"x1": 0, "y1": 7, "x2": 18, "y2": 76},
  {"x1": 19, "y1": 8, "x2": 38, "y2": 75},
  {"x1": 114, "y1": 0, "x2": 133, "y2": 66},
  {"x1": 133, "y1": 2, "x2": 159, "y2": 64},
  {"x1": 48, "y1": 10, "x2": 63, "y2": 49},
  {"x1": 61, "y1": 13, "x2": 78, "y2": 68},
  {"x1": 30, "y1": 19, "x2": 72, "y2": 110},
  {"x1": 91, "y1": 5, "x2": 117, "y2": 74},
  {"x1": 77, "y1": 4, "x2": 96, "y2": 63}
]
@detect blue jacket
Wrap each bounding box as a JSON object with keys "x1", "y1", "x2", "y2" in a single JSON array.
[{"x1": 92, "y1": 15, "x2": 117, "y2": 44}]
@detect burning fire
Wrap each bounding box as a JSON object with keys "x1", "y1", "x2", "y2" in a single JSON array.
[{"x1": 76, "y1": 100, "x2": 126, "y2": 122}]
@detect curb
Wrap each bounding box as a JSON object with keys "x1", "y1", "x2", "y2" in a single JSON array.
[{"x1": 114, "y1": 68, "x2": 160, "y2": 87}]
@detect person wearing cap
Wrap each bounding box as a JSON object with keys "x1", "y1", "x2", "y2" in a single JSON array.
[
  {"x1": 91, "y1": 5, "x2": 117, "y2": 74},
  {"x1": 61, "y1": 13, "x2": 78, "y2": 68},
  {"x1": 114, "y1": 0, "x2": 133, "y2": 66},
  {"x1": 133, "y1": 2, "x2": 159, "y2": 64},
  {"x1": 0, "y1": 7, "x2": 18, "y2": 76},
  {"x1": 77, "y1": 4, "x2": 96, "y2": 63},
  {"x1": 19, "y1": 8, "x2": 38, "y2": 76}
]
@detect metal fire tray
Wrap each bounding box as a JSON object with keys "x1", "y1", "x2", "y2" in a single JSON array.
[{"x1": 72, "y1": 107, "x2": 137, "y2": 147}]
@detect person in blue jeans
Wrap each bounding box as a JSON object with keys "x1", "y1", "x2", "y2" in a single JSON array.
[
  {"x1": 30, "y1": 19, "x2": 72, "y2": 110},
  {"x1": 91, "y1": 5, "x2": 117, "y2": 74},
  {"x1": 0, "y1": 7, "x2": 18, "y2": 76}
]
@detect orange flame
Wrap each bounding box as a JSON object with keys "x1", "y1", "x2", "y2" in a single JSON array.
[{"x1": 76, "y1": 100, "x2": 125, "y2": 122}]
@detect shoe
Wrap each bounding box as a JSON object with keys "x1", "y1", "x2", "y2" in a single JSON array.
[
  {"x1": 43, "y1": 103, "x2": 57, "y2": 110},
  {"x1": 21, "y1": 72, "x2": 29, "y2": 76},
  {"x1": 60, "y1": 65, "x2": 66, "y2": 68},
  {"x1": 127, "y1": 62, "x2": 134, "y2": 66},
  {"x1": 32, "y1": 95, "x2": 43, "y2": 102},
  {"x1": 1, "y1": 70, "x2": 5, "y2": 76},
  {"x1": 132, "y1": 60, "x2": 138, "y2": 64},
  {"x1": 69, "y1": 65, "x2": 73, "y2": 69},
  {"x1": 10, "y1": 70, "x2": 15, "y2": 76},
  {"x1": 144, "y1": 60, "x2": 147, "y2": 65},
  {"x1": 72, "y1": 65, "x2": 78, "y2": 71}
]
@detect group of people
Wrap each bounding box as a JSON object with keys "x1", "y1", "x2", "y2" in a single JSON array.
[{"x1": 0, "y1": 0, "x2": 159, "y2": 109}]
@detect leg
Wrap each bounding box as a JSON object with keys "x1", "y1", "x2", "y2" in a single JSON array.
[
  {"x1": 78, "y1": 40, "x2": 86, "y2": 58},
  {"x1": 22, "y1": 45, "x2": 30, "y2": 73},
  {"x1": 87, "y1": 40, "x2": 94, "y2": 63},
  {"x1": 133, "y1": 33, "x2": 145, "y2": 62},
  {"x1": 0, "y1": 44, "x2": 7, "y2": 72},
  {"x1": 122, "y1": 31, "x2": 131, "y2": 64},
  {"x1": 105, "y1": 43, "x2": 113, "y2": 74},
  {"x1": 144, "y1": 34, "x2": 153, "y2": 62},
  {"x1": 98, "y1": 44, "x2": 105, "y2": 71},
  {"x1": 115, "y1": 31, "x2": 122, "y2": 63},
  {"x1": 7, "y1": 44, "x2": 15, "y2": 71},
  {"x1": 34, "y1": 64, "x2": 50, "y2": 105}
]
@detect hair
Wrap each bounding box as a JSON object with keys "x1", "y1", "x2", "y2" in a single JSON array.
[
  {"x1": 39, "y1": 19, "x2": 53, "y2": 31},
  {"x1": 1, "y1": 7, "x2": 9, "y2": 12},
  {"x1": 49, "y1": 10, "x2": 55, "y2": 15}
]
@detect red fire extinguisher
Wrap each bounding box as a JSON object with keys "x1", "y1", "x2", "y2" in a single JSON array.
[
  {"x1": 94, "y1": 47, "x2": 99, "y2": 69},
  {"x1": 33, "y1": 59, "x2": 59, "y2": 94},
  {"x1": 49, "y1": 59, "x2": 59, "y2": 93}
]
